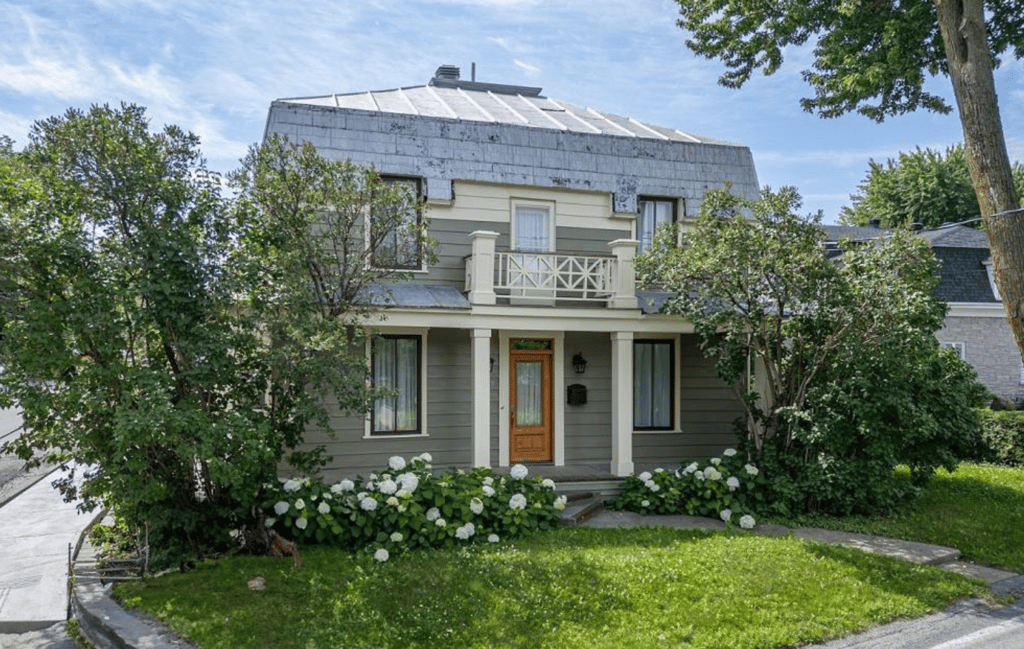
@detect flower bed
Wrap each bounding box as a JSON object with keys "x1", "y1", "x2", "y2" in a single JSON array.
[
  {"x1": 610, "y1": 449, "x2": 766, "y2": 527},
  {"x1": 261, "y1": 454, "x2": 566, "y2": 560}
]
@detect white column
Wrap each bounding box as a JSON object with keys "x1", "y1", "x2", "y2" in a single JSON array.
[
  {"x1": 610, "y1": 331, "x2": 634, "y2": 476},
  {"x1": 608, "y1": 239, "x2": 639, "y2": 309},
  {"x1": 471, "y1": 328, "x2": 492, "y2": 467},
  {"x1": 466, "y1": 231, "x2": 499, "y2": 305}
]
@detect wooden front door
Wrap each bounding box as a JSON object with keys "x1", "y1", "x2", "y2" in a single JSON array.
[{"x1": 509, "y1": 343, "x2": 553, "y2": 462}]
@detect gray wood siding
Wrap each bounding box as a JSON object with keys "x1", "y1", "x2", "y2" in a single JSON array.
[
  {"x1": 555, "y1": 225, "x2": 632, "y2": 256},
  {"x1": 299, "y1": 328, "x2": 475, "y2": 482},
  {"x1": 564, "y1": 332, "x2": 613, "y2": 463},
  {"x1": 634, "y1": 333, "x2": 744, "y2": 466}
]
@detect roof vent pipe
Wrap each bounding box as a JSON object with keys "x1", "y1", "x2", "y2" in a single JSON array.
[{"x1": 434, "y1": 65, "x2": 460, "y2": 80}]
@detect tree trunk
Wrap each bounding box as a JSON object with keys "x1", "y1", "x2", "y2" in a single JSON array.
[{"x1": 934, "y1": 0, "x2": 1024, "y2": 364}]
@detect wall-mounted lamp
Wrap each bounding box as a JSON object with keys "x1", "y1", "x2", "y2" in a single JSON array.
[
  {"x1": 490, "y1": 356, "x2": 495, "y2": 373},
  {"x1": 572, "y1": 352, "x2": 588, "y2": 374}
]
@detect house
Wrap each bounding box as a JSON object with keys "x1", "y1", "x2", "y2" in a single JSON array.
[
  {"x1": 262, "y1": 65, "x2": 761, "y2": 482},
  {"x1": 922, "y1": 224, "x2": 1024, "y2": 404},
  {"x1": 824, "y1": 222, "x2": 1023, "y2": 404}
]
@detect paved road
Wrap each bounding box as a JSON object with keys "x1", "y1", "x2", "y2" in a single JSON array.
[{"x1": 820, "y1": 593, "x2": 1024, "y2": 649}]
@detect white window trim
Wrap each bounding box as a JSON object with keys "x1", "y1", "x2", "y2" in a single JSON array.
[
  {"x1": 364, "y1": 327, "x2": 429, "y2": 439},
  {"x1": 510, "y1": 198, "x2": 556, "y2": 252},
  {"x1": 940, "y1": 341, "x2": 966, "y2": 361},
  {"x1": 632, "y1": 333, "x2": 682, "y2": 434},
  {"x1": 983, "y1": 258, "x2": 1002, "y2": 301}
]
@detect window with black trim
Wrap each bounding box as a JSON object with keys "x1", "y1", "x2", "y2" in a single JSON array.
[
  {"x1": 637, "y1": 197, "x2": 677, "y2": 254},
  {"x1": 371, "y1": 335, "x2": 421, "y2": 435},
  {"x1": 372, "y1": 177, "x2": 422, "y2": 270},
  {"x1": 633, "y1": 339, "x2": 674, "y2": 430}
]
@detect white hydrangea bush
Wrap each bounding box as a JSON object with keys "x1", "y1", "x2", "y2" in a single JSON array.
[
  {"x1": 610, "y1": 449, "x2": 766, "y2": 528},
  {"x1": 261, "y1": 454, "x2": 564, "y2": 561}
]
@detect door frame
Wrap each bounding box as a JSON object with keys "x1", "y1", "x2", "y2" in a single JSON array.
[{"x1": 498, "y1": 330, "x2": 564, "y2": 467}]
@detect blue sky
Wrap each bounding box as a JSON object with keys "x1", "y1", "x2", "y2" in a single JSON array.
[{"x1": 2, "y1": 0, "x2": 1021, "y2": 223}]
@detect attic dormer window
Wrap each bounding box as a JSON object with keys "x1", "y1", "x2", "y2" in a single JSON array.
[
  {"x1": 983, "y1": 258, "x2": 1001, "y2": 301},
  {"x1": 637, "y1": 197, "x2": 677, "y2": 253}
]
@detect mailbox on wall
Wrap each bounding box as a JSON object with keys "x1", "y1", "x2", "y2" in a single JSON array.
[{"x1": 566, "y1": 383, "x2": 587, "y2": 406}]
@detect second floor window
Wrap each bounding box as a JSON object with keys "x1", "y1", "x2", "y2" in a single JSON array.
[
  {"x1": 372, "y1": 178, "x2": 421, "y2": 270},
  {"x1": 638, "y1": 197, "x2": 676, "y2": 253},
  {"x1": 513, "y1": 201, "x2": 553, "y2": 252}
]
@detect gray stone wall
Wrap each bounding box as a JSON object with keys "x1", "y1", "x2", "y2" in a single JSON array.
[
  {"x1": 938, "y1": 316, "x2": 1024, "y2": 402},
  {"x1": 265, "y1": 102, "x2": 761, "y2": 213}
]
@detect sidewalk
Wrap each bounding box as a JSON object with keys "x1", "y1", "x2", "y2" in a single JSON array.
[
  {"x1": 0, "y1": 466, "x2": 94, "y2": 634},
  {"x1": 581, "y1": 509, "x2": 1024, "y2": 589}
]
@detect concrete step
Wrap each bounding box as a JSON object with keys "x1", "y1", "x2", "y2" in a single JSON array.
[{"x1": 559, "y1": 495, "x2": 605, "y2": 526}]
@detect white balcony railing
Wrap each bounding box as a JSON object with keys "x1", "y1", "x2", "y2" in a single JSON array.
[{"x1": 464, "y1": 231, "x2": 639, "y2": 309}]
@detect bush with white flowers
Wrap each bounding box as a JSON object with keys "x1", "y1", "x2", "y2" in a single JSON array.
[
  {"x1": 261, "y1": 456, "x2": 563, "y2": 561},
  {"x1": 610, "y1": 450, "x2": 767, "y2": 528}
]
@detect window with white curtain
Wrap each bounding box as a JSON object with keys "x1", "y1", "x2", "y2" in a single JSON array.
[
  {"x1": 637, "y1": 197, "x2": 677, "y2": 253},
  {"x1": 513, "y1": 202, "x2": 553, "y2": 252},
  {"x1": 372, "y1": 335, "x2": 421, "y2": 435},
  {"x1": 634, "y1": 339, "x2": 674, "y2": 430}
]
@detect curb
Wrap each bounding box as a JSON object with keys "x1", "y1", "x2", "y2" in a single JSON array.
[{"x1": 71, "y1": 529, "x2": 196, "y2": 649}]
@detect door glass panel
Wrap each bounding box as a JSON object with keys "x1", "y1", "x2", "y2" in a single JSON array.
[
  {"x1": 515, "y1": 361, "x2": 543, "y2": 426},
  {"x1": 511, "y1": 339, "x2": 552, "y2": 350}
]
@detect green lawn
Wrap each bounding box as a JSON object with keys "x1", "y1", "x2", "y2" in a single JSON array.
[
  {"x1": 115, "y1": 527, "x2": 985, "y2": 649},
  {"x1": 777, "y1": 463, "x2": 1024, "y2": 572}
]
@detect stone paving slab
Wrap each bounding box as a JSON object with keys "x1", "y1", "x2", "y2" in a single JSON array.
[
  {"x1": 792, "y1": 527, "x2": 961, "y2": 566},
  {"x1": 0, "y1": 468, "x2": 92, "y2": 633}
]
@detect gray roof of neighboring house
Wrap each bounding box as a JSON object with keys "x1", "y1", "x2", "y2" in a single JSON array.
[
  {"x1": 920, "y1": 225, "x2": 996, "y2": 303},
  {"x1": 918, "y1": 223, "x2": 990, "y2": 248},
  {"x1": 279, "y1": 73, "x2": 737, "y2": 147},
  {"x1": 819, "y1": 223, "x2": 997, "y2": 303}
]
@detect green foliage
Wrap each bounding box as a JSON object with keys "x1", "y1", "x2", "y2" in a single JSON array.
[
  {"x1": 839, "y1": 145, "x2": 1024, "y2": 228},
  {"x1": 776, "y1": 464, "x2": 1024, "y2": 572},
  {"x1": 611, "y1": 451, "x2": 766, "y2": 527},
  {"x1": 113, "y1": 527, "x2": 985, "y2": 649},
  {"x1": 673, "y1": 0, "x2": 1023, "y2": 122},
  {"x1": 638, "y1": 186, "x2": 986, "y2": 516},
  {"x1": 0, "y1": 106, "x2": 434, "y2": 568},
  {"x1": 261, "y1": 455, "x2": 565, "y2": 557},
  {"x1": 967, "y1": 410, "x2": 1024, "y2": 466}
]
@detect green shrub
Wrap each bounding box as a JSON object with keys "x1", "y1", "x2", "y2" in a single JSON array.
[
  {"x1": 970, "y1": 410, "x2": 1024, "y2": 466},
  {"x1": 610, "y1": 449, "x2": 765, "y2": 527},
  {"x1": 261, "y1": 454, "x2": 565, "y2": 560}
]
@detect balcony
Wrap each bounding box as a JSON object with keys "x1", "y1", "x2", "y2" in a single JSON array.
[{"x1": 464, "y1": 231, "x2": 639, "y2": 309}]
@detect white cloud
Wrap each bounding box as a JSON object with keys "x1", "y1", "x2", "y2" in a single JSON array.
[{"x1": 513, "y1": 59, "x2": 540, "y2": 76}]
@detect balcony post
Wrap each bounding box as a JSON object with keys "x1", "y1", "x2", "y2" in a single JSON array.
[
  {"x1": 608, "y1": 239, "x2": 639, "y2": 309},
  {"x1": 466, "y1": 231, "x2": 499, "y2": 305}
]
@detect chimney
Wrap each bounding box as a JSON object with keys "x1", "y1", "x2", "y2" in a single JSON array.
[{"x1": 434, "y1": 65, "x2": 460, "y2": 81}]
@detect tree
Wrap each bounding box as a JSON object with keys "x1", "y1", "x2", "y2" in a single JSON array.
[
  {"x1": 637, "y1": 186, "x2": 984, "y2": 514},
  {"x1": 840, "y1": 144, "x2": 1024, "y2": 229},
  {"x1": 674, "y1": 0, "x2": 1024, "y2": 363},
  {"x1": 0, "y1": 105, "x2": 433, "y2": 566}
]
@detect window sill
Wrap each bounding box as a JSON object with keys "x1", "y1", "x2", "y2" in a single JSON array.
[
  {"x1": 633, "y1": 429, "x2": 684, "y2": 435},
  {"x1": 363, "y1": 432, "x2": 430, "y2": 440}
]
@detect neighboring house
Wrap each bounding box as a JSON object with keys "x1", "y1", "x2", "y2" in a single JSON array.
[
  {"x1": 823, "y1": 223, "x2": 1023, "y2": 403},
  {"x1": 263, "y1": 65, "x2": 760, "y2": 481},
  {"x1": 922, "y1": 224, "x2": 1024, "y2": 404}
]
